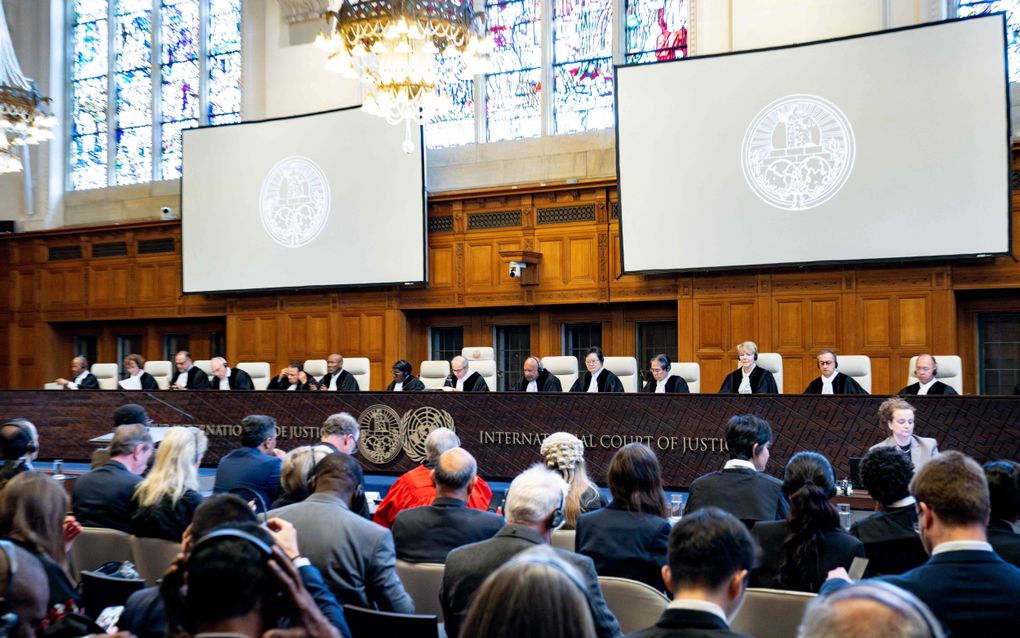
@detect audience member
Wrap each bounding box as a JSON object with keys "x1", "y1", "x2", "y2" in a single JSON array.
[
  {"x1": 445, "y1": 355, "x2": 490, "y2": 392},
  {"x1": 642, "y1": 354, "x2": 689, "y2": 393},
  {"x1": 570, "y1": 346, "x2": 624, "y2": 393},
  {"x1": 852, "y1": 447, "x2": 928, "y2": 576},
  {"x1": 898, "y1": 354, "x2": 958, "y2": 396},
  {"x1": 268, "y1": 361, "x2": 313, "y2": 391},
  {"x1": 798, "y1": 581, "x2": 942, "y2": 638},
  {"x1": 750, "y1": 452, "x2": 864, "y2": 592},
  {"x1": 170, "y1": 350, "x2": 211, "y2": 390},
  {"x1": 983, "y1": 460, "x2": 1020, "y2": 567},
  {"x1": 441, "y1": 465, "x2": 621, "y2": 638},
  {"x1": 627, "y1": 507, "x2": 756, "y2": 638},
  {"x1": 541, "y1": 432, "x2": 606, "y2": 529},
  {"x1": 269, "y1": 452, "x2": 414, "y2": 613},
  {"x1": 718, "y1": 341, "x2": 777, "y2": 394},
  {"x1": 0, "y1": 419, "x2": 37, "y2": 491},
  {"x1": 514, "y1": 356, "x2": 564, "y2": 392},
  {"x1": 576, "y1": 443, "x2": 670, "y2": 591},
  {"x1": 317, "y1": 413, "x2": 371, "y2": 519},
  {"x1": 120, "y1": 353, "x2": 159, "y2": 390},
  {"x1": 209, "y1": 356, "x2": 255, "y2": 390},
  {"x1": 272, "y1": 445, "x2": 334, "y2": 509},
  {"x1": 91, "y1": 403, "x2": 151, "y2": 468},
  {"x1": 821, "y1": 451, "x2": 1020, "y2": 637},
  {"x1": 213, "y1": 414, "x2": 286, "y2": 511},
  {"x1": 373, "y1": 428, "x2": 494, "y2": 528},
  {"x1": 317, "y1": 354, "x2": 360, "y2": 392},
  {"x1": 392, "y1": 447, "x2": 504, "y2": 563},
  {"x1": 54, "y1": 355, "x2": 98, "y2": 390},
  {"x1": 0, "y1": 540, "x2": 49, "y2": 638},
  {"x1": 72, "y1": 424, "x2": 153, "y2": 532},
  {"x1": 461, "y1": 546, "x2": 596, "y2": 638},
  {"x1": 869, "y1": 397, "x2": 937, "y2": 474},
  {"x1": 684, "y1": 415, "x2": 788, "y2": 525},
  {"x1": 130, "y1": 426, "x2": 207, "y2": 541},
  {"x1": 386, "y1": 359, "x2": 425, "y2": 392}
]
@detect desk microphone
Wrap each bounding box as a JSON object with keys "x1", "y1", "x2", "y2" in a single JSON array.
[{"x1": 144, "y1": 392, "x2": 198, "y2": 426}]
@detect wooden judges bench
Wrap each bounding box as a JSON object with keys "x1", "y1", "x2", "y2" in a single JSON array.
[{"x1": 3, "y1": 390, "x2": 1019, "y2": 490}]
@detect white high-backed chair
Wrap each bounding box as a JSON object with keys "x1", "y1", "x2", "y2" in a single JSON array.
[
  {"x1": 91, "y1": 363, "x2": 119, "y2": 390},
  {"x1": 756, "y1": 353, "x2": 784, "y2": 393},
  {"x1": 603, "y1": 356, "x2": 639, "y2": 392},
  {"x1": 144, "y1": 361, "x2": 173, "y2": 390},
  {"x1": 467, "y1": 359, "x2": 498, "y2": 391},
  {"x1": 541, "y1": 356, "x2": 578, "y2": 392},
  {"x1": 460, "y1": 346, "x2": 494, "y2": 361},
  {"x1": 345, "y1": 357, "x2": 371, "y2": 391},
  {"x1": 193, "y1": 359, "x2": 213, "y2": 384},
  {"x1": 906, "y1": 355, "x2": 963, "y2": 394},
  {"x1": 303, "y1": 359, "x2": 328, "y2": 381},
  {"x1": 237, "y1": 362, "x2": 271, "y2": 390},
  {"x1": 419, "y1": 360, "x2": 451, "y2": 389},
  {"x1": 837, "y1": 355, "x2": 872, "y2": 394},
  {"x1": 670, "y1": 362, "x2": 701, "y2": 393}
]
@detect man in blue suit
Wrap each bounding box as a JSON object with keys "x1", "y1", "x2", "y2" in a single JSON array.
[
  {"x1": 213, "y1": 414, "x2": 285, "y2": 511},
  {"x1": 821, "y1": 451, "x2": 1020, "y2": 637}
]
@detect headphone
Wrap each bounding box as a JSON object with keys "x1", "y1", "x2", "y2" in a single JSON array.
[
  {"x1": 548, "y1": 491, "x2": 566, "y2": 531},
  {"x1": 190, "y1": 427, "x2": 202, "y2": 465},
  {"x1": 0, "y1": 540, "x2": 18, "y2": 638},
  {"x1": 512, "y1": 551, "x2": 588, "y2": 598},
  {"x1": 0, "y1": 420, "x2": 35, "y2": 459},
  {"x1": 825, "y1": 581, "x2": 946, "y2": 638},
  {"x1": 816, "y1": 350, "x2": 838, "y2": 370}
]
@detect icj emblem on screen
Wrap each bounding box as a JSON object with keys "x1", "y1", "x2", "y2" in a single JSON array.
[
  {"x1": 259, "y1": 156, "x2": 331, "y2": 247},
  {"x1": 741, "y1": 95, "x2": 855, "y2": 211}
]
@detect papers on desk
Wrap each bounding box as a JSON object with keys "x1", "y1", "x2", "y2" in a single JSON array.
[{"x1": 118, "y1": 376, "x2": 142, "y2": 390}]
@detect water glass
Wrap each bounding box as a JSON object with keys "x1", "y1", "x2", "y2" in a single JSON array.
[{"x1": 837, "y1": 503, "x2": 852, "y2": 532}]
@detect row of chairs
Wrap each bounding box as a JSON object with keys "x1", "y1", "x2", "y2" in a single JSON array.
[{"x1": 69, "y1": 526, "x2": 182, "y2": 586}]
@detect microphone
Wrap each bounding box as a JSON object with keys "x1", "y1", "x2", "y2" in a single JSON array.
[{"x1": 144, "y1": 392, "x2": 198, "y2": 426}]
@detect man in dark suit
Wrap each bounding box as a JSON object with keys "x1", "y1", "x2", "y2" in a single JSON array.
[
  {"x1": 170, "y1": 350, "x2": 211, "y2": 390},
  {"x1": 822, "y1": 451, "x2": 1020, "y2": 637},
  {"x1": 570, "y1": 346, "x2": 624, "y2": 393},
  {"x1": 898, "y1": 354, "x2": 958, "y2": 396},
  {"x1": 0, "y1": 419, "x2": 37, "y2": 491},
  {"x1": 803, "y1": 350, "x2": 867, "y2": 395},
  {"x1": 629, "y1": 507, "x2": 755, "y2": 638},
  {"x1": 851, "y1": 447, "x2": 928, "y2": 576},
  {"x1": 385, "y1": 359, "x2": 426, "y2": 392},
  {"x1": 684, "y1": 415, "x2": 788, "y2": 526},
  {"x1": 642, "y1": 354, "x2": 689, "y2": 393},
  {"x1": 73, "y1": 424, "x2": 153, "y2": 532},
  {"x1": 441, "y1": 465, "x2": 621, "y2": 638},
  {"x1": 209, "y1": 356, "x2": 254, "y2": 390},
  {"x1": 318, "y1": 412, "x2": 371, "y2": 520},
  {"x1": 268, "y1": 361, "x2": 314, "y2": 391},
  {"x1": 317, "y1": 354, "x2": 360, "y2": 392},
  {"x1": 55, "y1": 355, "x2": 99, "y2": 389},
  {"x1": 213, "y1": 415, "x2": 285, "y2": 511},
  {"x1": 984, "y1": 460, "x2": 1020, "y2": 567},
  {"x1": 513, "y1": 356, "x2": 563, "y2": 392},
  {"x1": 392, "y1": 447, "x2": 504, "y2": 563},
  {"x1": 445, "y1": 355, "x2": 489, "y2": 392}
]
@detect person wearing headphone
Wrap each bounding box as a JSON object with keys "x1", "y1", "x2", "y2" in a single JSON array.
[
  {"x1": 0, "y1": 540, "x2": 49, "y2": 638},
  {"x1": 642, "y1": 354, "x2": 690, "y2": 393},
  {"x1": 803, "y1": 350, "x2": 867, "y2": 395},
  {"x1": 898, "y1": 354, "x2": 958, "y2": 396},
  {"x1": 718, "y1": 341, "x2": 778, "y2": 394},
  {"x1": 513, "y1": 356, "x2": 563, "y2": 392},
  {"x1": 799, "y1": 581, "x2": 944, "y2": 638},
  {"x1": 0, "y1": 421, "x2": 37, "y2": 492},
  {"x1": 386, "y1": 360, "x2": 425, "y2": 392},
  {"x1": 54, "y1": 356, "x2": 98, "y2": 390}
]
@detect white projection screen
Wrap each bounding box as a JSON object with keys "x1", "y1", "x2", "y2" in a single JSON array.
[
  {"x1": 181, "y1": 107, "x2": 426, "y2": 293},
  {"x1": 616, "y1": 15, "x2": 1011, "y2": 274}
]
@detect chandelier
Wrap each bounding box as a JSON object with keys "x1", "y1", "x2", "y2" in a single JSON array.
[
  {"x1": 315, "y1": 0, "x2": 491, "y2": 150},
  {"x1": 0, "y1": 1, "x2": 56, "y2": 174}
]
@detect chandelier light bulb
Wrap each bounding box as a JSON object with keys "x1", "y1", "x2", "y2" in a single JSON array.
[
  {"x1": 314, "y1": 32, "x2": 329, "y2": 50},
  {"x1": 351, "y1": 42, "x2": 369, "y2": 57},
  {"x1": 396, "y1": 39, "x2": 412, "y2": 54}
]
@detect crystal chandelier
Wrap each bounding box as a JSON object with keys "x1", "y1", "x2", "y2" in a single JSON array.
[
  {"x1": 315, "y1": 0, "x2": 491, "y2": 150},
  {"x1": 0, "y1": 1, "x2": 56, "y2": 174}
]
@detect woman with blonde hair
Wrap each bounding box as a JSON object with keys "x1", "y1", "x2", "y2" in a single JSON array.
[
  {"x1": 130, "y1": 426, "x2": 207, "y2": 541},
  {"x1": 271, "y1": 444, "x2": 334, "y2": 509},
  {"x1": 540, "y1": 432, "x2": 605, "y2": 529},
  {"x1": 718, "y1": 340, "x2": 778, "y2": 394},
  {"x1": 869, "y1": 396, "x2": 938, "y2": 473}
]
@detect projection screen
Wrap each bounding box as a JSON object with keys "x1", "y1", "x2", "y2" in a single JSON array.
[
  {"x1": 182, "y1": 107, "x2": 426, "y2": 293},
  {"x1": 616, "y1": 14, "x2": 1011, "y2": 274}
]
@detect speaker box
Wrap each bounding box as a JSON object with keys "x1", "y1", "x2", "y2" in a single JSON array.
[{"x1": 0, "y1": 221, "x2": 14, "y2": 234}]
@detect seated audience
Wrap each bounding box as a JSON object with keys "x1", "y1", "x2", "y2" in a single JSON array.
[
  {"x1": 802, "y1": 349, "x2": 867, "y2": 395},
  {"x1": 317, "y1": 413, "x2": 370, "y2": 519},
  {"x1": 269, "y1": 452, "x2": 414, "y2": 613},
  {"x1": 983, "y1": 460, "x2": 1020, "y2": 567},
  {"x1": 461, "y1": 546, "x2": 597, "y2": 638},
  {"x1": 750, "y1": 452, "x2": 865, "y2": 592},
  {"x1": 0, "y1": 473, "x2": 82, "y2": 626},
  {"x1": 0, "y1": 541, "x2": 49, "y2": 638},
  {"x1": 869, "y1": 397, "x2": 937, "y2": 473},
  {"x1": 268, "y1": 361, "x2": 313, "y2": 391},
  {"x1": 822, "y1": 451, "x2": 1020, "y2": 637},
  {"x1": 119, "y1": 353, "x2": 159, "y2": 390},
  {"x1": 575, "y1": 443, "x2": 670, "y2": 591},
  {"x1": 798, "y1": 581, "x2": 941, "y2": 638},
  {"x1": 72, "y1": 424, "x2": 153, "y2": 532},
  {"x1": 130, "y1": 426, "x2": 207, "y2": 541},
  {"x1": 684, "y1": 415, "x2": 788, "y2": 526},
  {"x1": 213, "y1": 414, "x2": 285, "y2": 511},
  {"x1": 0, "y1": 419, "x2": 37, "y2": 491},
  {"x1": 514, "y1": 356, "x2": 563, "y2": 392},
  {"x1": 317, "y1": 354, "x2": 360, "y2": 392},
  {"x1": 718, "y1": 341, "x2": 777, "y2": 394},
  {"x1": 386, "y1": 359, "x2": 426, "y2": 392},
  {"x1": 852, "y1": 446, "x2": 928, "y2": 576},
  {"x1": 445, "y1": 355, "x2": 490, "y2": 392},
  {"x1": 91, "y1": 403, "x2": 151, "y2": 468},
  {"x1": 441, "y1": 465, "x2": 621, "y2": 638},
  {"x1": 54, "y1": 355, "x2": 98, "y2": 390},
  {"x1": 209, "y1": 356, "x2": 255, "y2": 390},
  {"x1": 628, "y1": 507, "x2": 756, "y2": 638},
  {"x1": 541, "y1": 432, "x2": 607, "y2": 529},
  {"x1": 272, "y1": 445, "x2": 334, "y2": 509},
  {"x1": 392, "y1": 447, "x2": 504, "y2": 563},
  {"x1": 570, "y1": 346, "x2": 624, "y2": 393},
  {"x1": 898, "y1": 354, "x2": 958, "y2": 396},
  {"x1": 374, "y1": 428, "x2": 493, "y2": 528},
  {"x1": 170, "y1": 350, "x2": 211, "y2": 390},
  {"x1": 642, "y1": 354, "x2": 689, "y2": 394}
]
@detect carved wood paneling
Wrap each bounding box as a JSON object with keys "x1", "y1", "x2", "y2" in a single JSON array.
[{"x1": 88, "y1": 265, "x2": 130, "y2": 306}]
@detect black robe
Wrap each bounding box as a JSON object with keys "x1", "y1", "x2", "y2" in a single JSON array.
[
  {"x1": 898, "y1": 380, "x2": 958, "y2": 396},
  {"x1": 137, "y1": 372, "x2": 159, "y2": 390},
  {"x1": 642, "y1": 376, "x2": 690, "y2": 393},
  {"x1": 212, "y1": 368, "x2": 254, "y2": 390},
  {"x1": 445, "y1": 371, "x2": 489, "y2": 392},
  {"x1": 386, "y1": 375, "x2": 426, "y2": 392},
  {"x1": 803, "y1": 372, "x2": 867, "y2": 395},
  {"x1": 513, "y1": 369, "x2": 563, "y2": 392},
  {"x1": 68, "y1": 373, "x2": 99, "y2": 389},
  {"x1": 317, "y1": 369, "x2": 360, "y2": 392},
  {"x1": 570, "y1": 368, "x2": 625, "y2": 393},
  {"x1": 267, "y1": 375, "x2": 311, "y2": 391},
  {"x1": 170, "y1": 366, "x2": 210, "y2": 390},
  {"x1": 718, "y1": 366, "x2": 778, "y2": 394}
]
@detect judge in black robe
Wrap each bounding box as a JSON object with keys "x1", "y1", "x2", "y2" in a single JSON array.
[
  {"x1": 267, "y1": 362, "x2": 312, "y2": 391},
  {"x1": 316, "y1": 354, "x2": 360, "y2": 391},
  {"x1": 170, "y1": 363, "x2": 211, "y2": 390},
  {"x1": 718, "y1": 341, "x2": 777, "y2": 394},
  {"x1": 209, "y1": 358, "x2": 255, "y2": 390},
  {"x1": 570, "y1": 347, "x2": 625, "y2": 393},
  {"x1": 897, "y1": 354, "x2": 958, "y2": 396},
  {"x1": 56, "y1": 356, "x2": 100, "y2": 389},
  {"x1": 642, "y1": 354, "x2": 689, "y2": 393},
  {"x1": 643, "y1": 376, "x2": 689, "y2": 393},
  {"x1": 513, "y1": 357, "x2": 563, "y2": 392},
  {"x1": 898, "y1": 380, "x2": 958, "y2": 396},
  {"x1": 804, "y1": 373, "x2": 866, "y2": 395},
  {"x1": 386, "y1": 360, "x2": 426, "y2": 391},
  {"x1": 443, "y1": 356, "x2": 490, "y2": 392}
]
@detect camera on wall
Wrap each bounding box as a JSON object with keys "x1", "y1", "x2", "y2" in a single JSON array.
[
  {"x1": 160, "y1": 206, "x2": 176, "y2": 221},
  {"x1": 509, "y1": 261, "x2": 527, "y2": 278}
]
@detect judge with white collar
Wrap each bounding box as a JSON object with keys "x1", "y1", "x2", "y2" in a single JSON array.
[
  {"x1": 570, "y1": 346, "x2": 624, "y2": 393},
  {"x1": 55, "y1": 355, "x2": 99, "y2": 390}
]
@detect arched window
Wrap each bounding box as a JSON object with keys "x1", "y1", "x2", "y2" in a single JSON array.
[{"x1": 958, "y1": 1, "x2": 1020, "y2": 81}]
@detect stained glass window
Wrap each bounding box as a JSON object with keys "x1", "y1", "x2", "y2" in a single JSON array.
[
  {"x1": 68, "y1": 0, "x2": 242, "y2": 190},
  {"x1": 958, "y1": 1, "x2": 1020, "y2": 82},
  {"x1": 425, "y1": 53, "x2": 475, "y2": 149},
  {"x1": 485, "y1": 0, "x2": 542, "y2": 141},
  {"x1": 625, "y1": 0, "x2": 688, "y2": 63},
  {"x1": 553, "y1": 0, "x2": 615, "y2": 135}
]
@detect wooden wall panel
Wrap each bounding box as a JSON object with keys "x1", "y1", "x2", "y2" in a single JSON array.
[
  {"x1": 135, "y1": 262, "x2": 179, "y2": 304},
  {"x1": 809, "y1": 299, "x2": 839, "y2": 348},
  {"x1": 898, "y1": 296, "x2": 929, "y2": 347},
  {"x1": 89, "y1": 265, "x2": 130, "y2": 306},
  {"x1": 40, "y1": 269, "x2": 85, "y2": 308},
  {"x1": 860, "y1": 297, "x2": 891, "y2": 348},
  {"x1": 429, "y1": 244, "x2": 455, "y2": 288}
]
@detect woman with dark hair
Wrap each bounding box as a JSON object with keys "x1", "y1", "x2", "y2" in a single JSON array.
[
  {"x1": 386, "y1": 359, "x2": 425, "y2": 392},
  {"x1": 575, "y1": 443, "x2": 671, "y2": 591},
  {"x1": 750, "y1": 451, "x2": 865, "y2": 592}
]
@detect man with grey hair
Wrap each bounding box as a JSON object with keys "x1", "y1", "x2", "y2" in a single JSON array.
[
  {"x1": 209, "y1": 356, "x2": 254, "y2": 390},
  {"x1": 799, "y1": 582, "x2": 941, "y2": 638},
  {"x1": 73, "y1": 423, "x2": 153, "y2": 531},
  {"x1": 55, "y1": 355, "x2": 99, "y2": 389},
  {"x1": 373, "y1": 428, "x2": 494, "y2": 528},
  {"x1": 444, "y1": 355, "x2": 489, "y2": 392},
  {"x1": 441, "y1": 465, "x2": 621, "y2": 638},
  {"x1": 392, "y1": 448, "x2": 504, "y2": 563},
  {"x1": 319, "y1": 412, "x2": 370, "y2": 519}
]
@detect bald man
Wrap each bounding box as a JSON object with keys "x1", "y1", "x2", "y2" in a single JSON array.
[
  {"x1": 391, "y1": 448, "x2": 505, "y2": 563},
  {"x1": 898, "y1": 354, "x2": 958, "y2": 396},
  {"x1": 512, "y1": 356, "x2": 562, "y2": 392},
  {"x1": 209, "y1": 357, "x2": 254, "y2": 391},
  {"x1": 444, "y1": 356, "x2": 489, "y2": 392},
  {"x1": 55, "y1": 356, "x2": 99, "y2": 390},
  {"x1": 318, "y1": 354, "x2": 360, "y2": 392}
]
